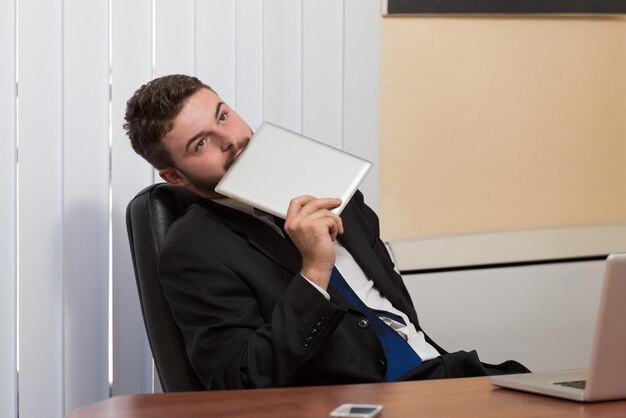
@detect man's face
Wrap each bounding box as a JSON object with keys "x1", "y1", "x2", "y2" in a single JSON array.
[{"x1": 159, "y1": 88, "x2": 253, "y2": 198}]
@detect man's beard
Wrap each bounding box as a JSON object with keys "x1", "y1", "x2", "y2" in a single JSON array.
[
  {"x1": 181, "y1": 170, "x2": 220, "y2": 195},
  {"x1": 178, "y1": 137, "x2": 250, "y2": 195}
]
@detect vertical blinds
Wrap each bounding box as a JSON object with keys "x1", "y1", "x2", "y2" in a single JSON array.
[{"x1": 0, "y1": 0, "x2": 379, "y2": 417}]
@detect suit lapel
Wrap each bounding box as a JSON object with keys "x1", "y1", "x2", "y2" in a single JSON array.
[{"x1": 199, "y1": 199, "x2": 302, "y2": 275}]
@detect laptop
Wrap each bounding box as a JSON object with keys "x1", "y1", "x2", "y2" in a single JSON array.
[
  {"x1": 490, "y1": 253, "x2": 626, "y2": 402},
  {"x1": 215, "y1": 122, "x2": 372, "y2": 219}
]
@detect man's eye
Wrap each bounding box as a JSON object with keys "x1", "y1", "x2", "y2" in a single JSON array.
[
  {"x1": 195, "y1": 138, "x2": 207, "y2": 151},
  {"x1": 218, "y1": 112, "x2": 228, "y2": 125}
]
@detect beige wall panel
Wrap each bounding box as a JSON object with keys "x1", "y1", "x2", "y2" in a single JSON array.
[{"x1": 380, "y1": 16, "x2": 626, "y2": 240}]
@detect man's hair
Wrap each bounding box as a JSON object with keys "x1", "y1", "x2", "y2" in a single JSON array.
[{"x1": 124, "y1": 74, "x2": 212, "y2": 169}]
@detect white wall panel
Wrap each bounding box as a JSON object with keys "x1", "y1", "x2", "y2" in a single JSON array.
[
  {"x1": 302, "y1": 0, "x2": 343, "y2": 148},
  {"x1": 155, "y1": 0, "x2": 195, "y2": 77},
  {"x1": 18, "y1": 0, "x2": 64, "y2": 417},
  {"x1": 404, "y1": 261, "x2": 605, "y2": 372},
  {"x1": 236, "y1": 0, "x2": 264, "y2": 130},
  {"x1": 195, "y1": 1, "x2": 237, "y2": 105},
  {"x1": 0, "y1": 0, "x2": 17, "y2": 417},
  {"x1": 111, "y1": 0, "x2": 155, "y2": 396},
  {"x1": 63, "y1": 0, "x2": 111, "y2": 413},
  {"x1": 263, "y1": 0, "x2": 302, "y2": 133},
  {"x1": 343, "y1": 0, "x2": 380, "y2": 210}
]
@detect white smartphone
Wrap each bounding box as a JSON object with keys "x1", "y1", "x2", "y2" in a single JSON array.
[{"x1": 329, "y1": 404, "x2": 382, "y2": 418}]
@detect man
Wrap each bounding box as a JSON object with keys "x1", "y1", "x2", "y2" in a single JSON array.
[{"x1": 124, "y1": 74, "x2": 528, "y2": 390}]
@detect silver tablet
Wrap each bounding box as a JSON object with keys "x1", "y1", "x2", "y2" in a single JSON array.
[{"x1": 215, "y1": 122, "x2": 372, "y2": 219}]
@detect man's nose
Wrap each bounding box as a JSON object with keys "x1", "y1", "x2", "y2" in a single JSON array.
[{"x1": 215, "y1": 132, "x2": 236, "y2": 151}]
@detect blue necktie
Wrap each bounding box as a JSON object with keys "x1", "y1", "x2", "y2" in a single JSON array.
[{"x1": 329, "y1": 267, "x2": 422, "y2": 381}]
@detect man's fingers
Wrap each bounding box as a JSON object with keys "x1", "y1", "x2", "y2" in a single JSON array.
[
  {"x1": 291, "y1": 210, "x2": 343, "y2": 235},
  {"x1": 327, "y1": 215, "x2": 344, "y2": 240},
  {"x1": 285, "y1": 198, "x2": 343, "y2": 235},
  {"x1": 286, "y1": 196, "x2": 342, "y2": 220}
]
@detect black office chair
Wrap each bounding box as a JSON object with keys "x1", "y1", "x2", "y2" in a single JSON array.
[{"x1": 126, "y1": 182, "x2": 205, "y2": 392}]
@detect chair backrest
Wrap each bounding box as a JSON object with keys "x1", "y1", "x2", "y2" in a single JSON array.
[{"x1": 126, "y1": 183, "x2": 205, "y2": 392}]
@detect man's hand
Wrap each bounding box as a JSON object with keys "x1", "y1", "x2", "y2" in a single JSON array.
[{"x1": 284, "y1": 196, "x2": 343, "y2": 290}]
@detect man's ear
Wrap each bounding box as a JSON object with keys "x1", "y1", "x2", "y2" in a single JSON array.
[{"x1": 159, "y1": 167, "x2": 187, "y2": 186}]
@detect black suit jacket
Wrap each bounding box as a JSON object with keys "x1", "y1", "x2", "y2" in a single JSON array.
[{"x1": 159, "y1": 190, "x2": 446, "y2": 389}]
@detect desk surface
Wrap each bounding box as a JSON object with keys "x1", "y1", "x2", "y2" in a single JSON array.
[{"x1": 67, "y1": 376, "x2": 626, "y2": 418}]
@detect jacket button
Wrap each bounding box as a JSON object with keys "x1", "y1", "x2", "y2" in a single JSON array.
[
  {"x1": 357, "y1": 318, "x2": 369, "y2": 328},
  {"x1": 303, "y1": 341, "x2": 311, "y2": 348},
  {"x1": 377, "y1": 359, "x2": 386, "y2": 370}
]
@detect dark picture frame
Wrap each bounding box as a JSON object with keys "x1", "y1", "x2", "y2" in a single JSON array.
[{"x1": 384, "y1": 0, "x2": 626, "y2": 15}]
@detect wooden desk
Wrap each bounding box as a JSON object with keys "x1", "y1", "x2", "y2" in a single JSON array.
[{"x1": 67, "y1": 377, "x2": 626, "y2": 418}]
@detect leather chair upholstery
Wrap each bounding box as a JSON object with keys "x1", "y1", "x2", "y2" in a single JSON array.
[{"x1": 126, "y1": 183, "x2": 205, "y2": 392}]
